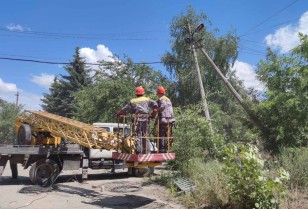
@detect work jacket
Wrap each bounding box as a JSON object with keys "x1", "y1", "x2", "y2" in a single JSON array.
[
  {"x1": 157, "y1": 95, "x2": 175, "y2": 124},
  {"x1": 120, "y1": 96, "x2": 158, "y2": 121}
]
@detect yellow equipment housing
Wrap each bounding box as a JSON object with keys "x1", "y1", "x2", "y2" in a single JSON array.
[{"x1": 16, "y1": 110, "x2": 121, "y2": 150}]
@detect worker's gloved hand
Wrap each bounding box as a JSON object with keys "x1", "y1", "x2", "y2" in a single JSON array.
[{"x1": 150, "y1": 110, "x2": 157, "y2": 119}]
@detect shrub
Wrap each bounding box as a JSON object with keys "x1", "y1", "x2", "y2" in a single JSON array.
[
  {"x1": 172, "y1": 105, "x2": 224, "y2": 172},
  {"x1": 182, "y1": 158, "x2": 229, "y2": 208},
  {"x1": 223, "y1": 143, "x2": 289, "y2": 209},
  {"x1": 278, "y1": 147, "x2": 308, "y2": 188},
  {"x1": 0, "y1": 99, "x2": 22, "y2": 144}
]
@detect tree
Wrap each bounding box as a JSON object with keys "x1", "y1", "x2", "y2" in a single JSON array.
[
  {"x1": 41, "y1": 47, "x2": 92, "y2": 118},
  {"x1": 74, "y1": 56, "x2": 169, "y2": 123},
  {"x1": 0, "y1": 98, "x2": 22, "y2": 144},
  {"x1": 162, "y1": 6, "x2": 257, "y2": 142},
  {"x1": 162, "y1": 6, "x2": 241, "y2": 108},
  {"x1": 256, "y1": 33, "x2": 308, "y2": 150},
  {"x1": 41, "y1": 77, "x2": 68, "y2": 116}
]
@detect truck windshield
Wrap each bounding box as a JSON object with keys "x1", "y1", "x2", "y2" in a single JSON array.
[{"x1": 113, "y1": 127, "x2": 130, "y2": 135}]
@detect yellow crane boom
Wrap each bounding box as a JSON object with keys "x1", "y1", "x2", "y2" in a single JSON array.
[{"x1": 16, "y1": 110, "x2": 121, "y2": 150}]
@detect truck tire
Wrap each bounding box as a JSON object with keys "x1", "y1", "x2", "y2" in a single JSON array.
[
  {"x1": 17, "y1": 124, "x2": 32, "y2": 145},
  {"x1": 29, "y1": 159, "x2": 60, "y2": 187},
  {"x1": 133, "y1": 167, "x2": 154, "y2": 177}
]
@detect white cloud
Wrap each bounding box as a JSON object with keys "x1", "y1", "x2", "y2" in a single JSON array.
[
  {"x1": 265, "y1": 11, "x2": 308, "y2": 53},
  {"x1": 232, "y1": 60, "x2": 264, "y2": 91},
  {"x1": 0, "y1": 78, "x2": 42, "y2": 110},
  {"x1": 0, "y1": 78, "x2": 18, "y2": 93},
  {"x1": 80, "y1": 44, "x2": 114, "y2": 68},
  {"x1": 6, "y1": 23, "x2": 31, "y2": 32},
  {"x1": 18, "y1": 91, "x2": 42, "y2": 110},
  {"x1": 31, "y1": 73, "x2": 55, "y2": 89}
]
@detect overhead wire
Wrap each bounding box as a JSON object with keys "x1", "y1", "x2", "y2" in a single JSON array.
[
  {"x1": 240, "y1": 0, "x2": 299, "y2": 37},
  {"x1": 0, "y1": 56, "x2": 163, "y2": 65},
  {"x1": 0, "y1": 53, "x2": 63, "y2": 60},
  {"x1": 0, "y1": 27, "x2": 162, "y2": 40},
  {"x1": 240, "y1": 17, "x2": 299, "y2": 37},
  {"x1": 239, "y1": 47, "x2": 267, "y2": 55}
]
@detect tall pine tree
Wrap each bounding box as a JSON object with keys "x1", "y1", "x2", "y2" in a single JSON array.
[{"x1": 41, "y1": 47, "x2": 92, "y2": 118}]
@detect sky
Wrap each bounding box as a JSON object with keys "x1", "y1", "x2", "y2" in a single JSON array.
[{"x1": 0, "y1": 0, "x2": 307, "y2": 110}]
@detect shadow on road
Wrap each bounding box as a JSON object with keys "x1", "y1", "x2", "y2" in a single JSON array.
[
  {"x1": 0, "y1": 176, "x2": 32, "y2": 186},
  {"x1": 17, "y1": 184, "x2": 156, "y2": 209},
  {"x1": 0, "y1": 170, "x2": 130, "y2": 186},
  {"x1": 82, "y1": 194, "x2": 155, "y2": 209}
]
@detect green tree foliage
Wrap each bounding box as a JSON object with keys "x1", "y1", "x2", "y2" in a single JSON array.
[
  {"x1": 278, "y1": 147, "x2": 308, "y2": 188},
  {"x1": 0, "y1": 98, "x2": 22, "y2": 144},
  {"x1": 171, "y1": 104, "x2": 225, "y2": 170},
  {"x1": 41, "y1": 47, "x2": 92, "y2": 118},
  {"x1": 161, "y1": 6, "x2": 242, "y2": 109},
  {"x1": 162, "y1": 6, "x2": 259, "y2": 142},
  {"x1": 41, "y1": 77, "x2": 68, "y2": 116},
  {"x1": 256, "y1": 34, "x2": 308, "y2": 150},
  {"x1": 223, "y1": 144, "x2": 289, "y2": 209},
  {"x1": 74, "y1": 57, "x2": 169, "y2": 123}
]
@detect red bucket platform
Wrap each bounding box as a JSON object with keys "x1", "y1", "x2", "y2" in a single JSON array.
[{"x1": 112, "y1": 152, "x2": 176, "y2": 162}]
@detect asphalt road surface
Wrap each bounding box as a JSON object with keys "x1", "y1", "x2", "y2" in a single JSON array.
[{"x1": 0, "y1": 164, "x2": 184, "y2": 209}]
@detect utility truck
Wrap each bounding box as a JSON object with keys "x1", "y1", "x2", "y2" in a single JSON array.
[{"x1": 0, "y1": 110, "x2": 175, "y2": 186}]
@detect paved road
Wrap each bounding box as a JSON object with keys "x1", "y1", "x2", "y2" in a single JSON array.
[{"x1": 0, "y1": 164, "x2": 184, "y2": 209}]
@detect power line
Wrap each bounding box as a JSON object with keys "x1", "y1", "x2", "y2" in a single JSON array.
[
  {"x1": 0, "y1": 56, "x2": 162, "y2": 65},
  {"x1": 239, "y1": 50, "x2": 266, "y2": 56},
  {"x1": 0, "y1": 27, "x2": 161, "y2": 40},
  {"x1": 0, "y1": 53, "x2": 63, "y2": 60},
  {"x1": 240, "y1": 0, "x2": 299, "y2": 37},
  {"x1": 239, "y1": 46, "x2": 267, "y2": 55},
  {"x1": 0, "y1": 32, "x2": 157, "y2": 41},
  {"x1": 240, "y1": 39, "x2": 265, "y2": 45},
  {"x1": 240, "y1": 17, "x2": 299, "y2": 38}
]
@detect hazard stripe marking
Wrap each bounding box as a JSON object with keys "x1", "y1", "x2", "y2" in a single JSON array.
[{"x1": 112, "y1": 153, "x2": 176, "y2": 162}]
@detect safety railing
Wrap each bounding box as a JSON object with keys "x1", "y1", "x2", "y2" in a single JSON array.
[{"x1": 117, "y1": 114, "x2": 174, "y2": 154}]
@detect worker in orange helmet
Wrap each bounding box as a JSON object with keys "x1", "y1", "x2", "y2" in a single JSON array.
[
  {"x1": 156, "y1": 86, "x2": 175, "y2": 153},
  {"x1": 116, "y1": 86, "x2": 158, "y2": 154}
]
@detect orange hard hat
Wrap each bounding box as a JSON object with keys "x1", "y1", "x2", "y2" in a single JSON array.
[
  {"x1": 157, "y1": 86, "x2": 165, "y2": 94},
  {"x1": 135, "y1": 86, "x2": 145, "y2": 95}
]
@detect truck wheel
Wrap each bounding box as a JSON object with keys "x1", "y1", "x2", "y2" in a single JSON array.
[
  {"x1": 29, "y1": 159, "x2": 59, "y2": 187},
  {"x1": 17, "y1": 124, "x2": 31, "y2": 145},
  {"x1": 133, "y1": 167, "x2": 154, "y2": 177}
]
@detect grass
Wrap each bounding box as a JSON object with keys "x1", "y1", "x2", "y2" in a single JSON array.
[
  {"x1": 154, "y1": 158, "x2": 229, "y2": 208},
  {"x1": 278, "y1": 147, "x2": 308, "y2": 188},
  {"x1": 152, "y1": 146, "x2": 308, "y2": 208}
]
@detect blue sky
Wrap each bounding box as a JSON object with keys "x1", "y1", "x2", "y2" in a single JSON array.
[{"x1": 0, "y1": 0, "x2": 307, "y2": 110}]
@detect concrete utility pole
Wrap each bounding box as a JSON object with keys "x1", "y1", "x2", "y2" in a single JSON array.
[
  {"x1": 190, "y1": 23, "x2": 267, "y2": 134},
  {"x1": 187, "y1": 22, "x2": 212, "y2": 130},
  {"x1": 15, "y1": 91, "x2": 19, "y2": 106}
]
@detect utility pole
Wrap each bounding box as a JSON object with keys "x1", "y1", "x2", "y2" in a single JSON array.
[
  {"x1": 187, "y1": 22, "x2": 212, "y2": 130},
  {"x1": 192, "y1": 26, "x2": 267, "y2": 134},
  {"x1": 15, "y1": 91, "x2": 19, "y2": 106}
]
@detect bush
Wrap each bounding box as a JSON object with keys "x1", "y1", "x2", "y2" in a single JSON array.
[
  {"x1": 0, "y1": 99, "x2": 22, "y2": 144},
  {"x1": 182, "y1": 158, "x2": 229, "y2": 208},
  {"x1": 222, "y1": 144, "x2": 289, "y2": 209},
  {"x1": 155, "y1": 158, "x2": 228, "y2": 208},
  {"x1": 172, "y1": 105, "x2": 224, "y2": 172},
  {"x1": 278, "y1": 147, "x2": 308, "y2": 188}
]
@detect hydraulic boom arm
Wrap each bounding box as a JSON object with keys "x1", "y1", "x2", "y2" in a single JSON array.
[{"x1": 16, "y1": 110, "x2": 120, "y2": 150}]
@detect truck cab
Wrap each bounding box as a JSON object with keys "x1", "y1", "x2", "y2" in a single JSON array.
[
  {"x1": 93, "y1": 122, "x2": 130, "y2": 136},
  {"x1": 89, "y1": 123, "x2": 129, "y2": 159}
]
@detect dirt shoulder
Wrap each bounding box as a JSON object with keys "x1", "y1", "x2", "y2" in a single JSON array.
[{"x1": 0, "y1": 165, "x2": 184, "y2": 209}]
